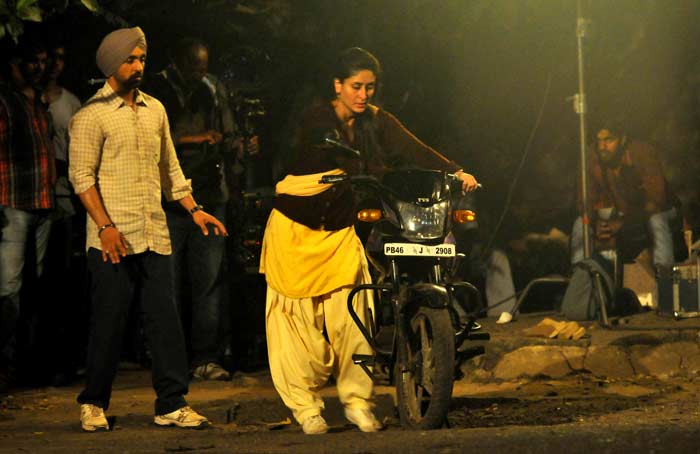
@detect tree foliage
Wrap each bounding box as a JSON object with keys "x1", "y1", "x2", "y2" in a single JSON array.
[
  {"x1": 2, "y1": 0, "x2": 699, "y2": 235},
  {"x1": 0, "y1": 0, "x2": 101, "y2": 41}
]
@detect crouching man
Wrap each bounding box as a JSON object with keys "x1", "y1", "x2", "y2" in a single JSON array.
[{"x1": 571, "y1": 120, "x2": 676, "y2": 267}]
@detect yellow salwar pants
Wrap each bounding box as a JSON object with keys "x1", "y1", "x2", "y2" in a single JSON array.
[
  {"x1": 264, "y1": 260, "x2": 375, "y2": 425},
  {"x1": 261, "y1": 169, "x2": 375, "y2": 425}
]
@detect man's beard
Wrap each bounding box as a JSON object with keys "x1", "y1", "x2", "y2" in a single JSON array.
[
  {"x1": 123, "y1": 74, "x2": 142, "y2": 90},
  {"x1": 598, "y1": 150, "x2": 620, "y2": 167}
]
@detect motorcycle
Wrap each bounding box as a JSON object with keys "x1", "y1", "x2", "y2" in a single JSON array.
[{"x1": 320, "y1": 164, "x2": 489, "y2": 430}]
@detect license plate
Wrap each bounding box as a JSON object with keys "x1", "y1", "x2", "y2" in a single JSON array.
[{"x1": 384, "y1": 243, "x2": 455, "y2": 257}]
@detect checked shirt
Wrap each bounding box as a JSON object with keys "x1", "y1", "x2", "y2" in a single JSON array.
[{"x1": 69, "y1": 82, "x2": 191, "y2": 255}]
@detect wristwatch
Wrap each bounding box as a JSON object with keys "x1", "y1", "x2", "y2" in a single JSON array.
[{"x1": 189, "y1": 204, "x2": 204, "y2": 214}]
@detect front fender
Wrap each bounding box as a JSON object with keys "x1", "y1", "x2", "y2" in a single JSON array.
[{"x1": 406, "y1": 283, "x2": 450, "y2": 310}]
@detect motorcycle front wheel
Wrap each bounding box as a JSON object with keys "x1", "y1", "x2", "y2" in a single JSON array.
[{"x1": 395, "y1": 306, "x2": 455, "y2": 429}]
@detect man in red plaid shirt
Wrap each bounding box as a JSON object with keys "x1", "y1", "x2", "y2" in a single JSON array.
[{"x1": 0, "y1": 38, "x2": 55, "y2": 381}]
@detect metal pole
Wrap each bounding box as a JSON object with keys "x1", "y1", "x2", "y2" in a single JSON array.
[{"x1": 576, "y1": 0, "x2": 591, "y2": 259}]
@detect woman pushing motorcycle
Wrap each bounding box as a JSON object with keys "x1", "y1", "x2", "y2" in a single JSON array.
[{"x1": 259, "y1": 47, "x2": 479, "y2": 435}]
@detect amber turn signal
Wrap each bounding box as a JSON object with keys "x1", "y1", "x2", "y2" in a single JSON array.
[
  {"x1": 452, "y1": 209, "x2": 476, "y2": 224},
  {"x1": 357, "y1": 209, "x2": 383, "y2": 223}
]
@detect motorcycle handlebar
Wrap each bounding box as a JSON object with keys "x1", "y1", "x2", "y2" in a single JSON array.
[
  {"x1": 319, "y1": 174, "x2": 380, "y2": 185},
  {"x1": 319, "y1": 175, "x2": 348, "y2": 184},
  {"x1": 319, "y1": 173, "x2": 481, "y2": 198},
  {"x1": 318, "y1": 133, "x2": 483, "y2": 190}
]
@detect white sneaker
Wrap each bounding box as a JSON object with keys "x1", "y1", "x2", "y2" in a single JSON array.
[
  {"x1": 192, "y1": 363, "x2": 231, "y2": 381},
  {"x1": 80, "y1": 404, "x2": 109, "y2": 432},
  {"x1": 344, "y1": 407, "x2": 383, "y2": 432},
  {"x1": 302, "y1": 415, "x2": 329, "y2": 435},
  {"x1": 154, "y1": 406, "x2": 209, "y2": 429}
]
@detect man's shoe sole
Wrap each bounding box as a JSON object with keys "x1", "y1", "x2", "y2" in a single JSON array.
[
  {"x1": 154, "y1": 417, "x2": 210, "y2": 429},
  {"x1": 193, "y1": 374, "x2": 230, "y2": 381}
]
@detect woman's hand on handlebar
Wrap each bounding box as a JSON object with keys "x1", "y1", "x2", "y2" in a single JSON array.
[{"x1": 455, "y1": 170, "x2": 479, "y2": 192}]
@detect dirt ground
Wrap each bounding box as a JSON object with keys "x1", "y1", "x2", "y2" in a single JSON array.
[{"x1": 2, "y1": 367, "x2": 700, "y2": 453}]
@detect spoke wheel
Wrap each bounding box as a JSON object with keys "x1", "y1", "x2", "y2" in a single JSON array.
[{"x1": 395, "y1": 306, "x2": 455, "y2": 429}]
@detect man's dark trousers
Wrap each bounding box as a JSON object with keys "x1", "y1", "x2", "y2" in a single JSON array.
[
  {"x1": 166, "y1": 203, "x2": 228, "y2": 368},
  {"x1": 77, "y1": 249, "x2": 189, "y2": 415}
]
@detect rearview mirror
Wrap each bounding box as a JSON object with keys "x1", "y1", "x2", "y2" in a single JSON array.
[{"x1": 319, "y1": 129, "x2": 361, "y2": 157}]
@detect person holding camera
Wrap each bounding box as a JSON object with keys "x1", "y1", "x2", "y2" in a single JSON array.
[{"x1": 145, "y1": 37, "x2": 258, "y2": 381}]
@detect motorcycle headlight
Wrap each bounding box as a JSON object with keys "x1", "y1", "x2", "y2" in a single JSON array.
[{"x1": 396, "y1": 200, "x2": 449, "y2": 240}]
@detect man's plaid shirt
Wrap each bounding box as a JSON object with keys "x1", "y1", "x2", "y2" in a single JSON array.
[
  {"x1": 69, "y1": 82, "x2": 192, "y2": 255},
  {"x1": 0, "y1": 84, "x2": 55, "y2": 210}
]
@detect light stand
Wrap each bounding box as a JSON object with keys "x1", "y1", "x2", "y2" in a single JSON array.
[
  {"x1": 574, "y1": 1, "x2": 612, "y2": 325},
  {"x1": 505, "y1": 1, "x2": 609, "y2": 323},
  {"x1": 575, "y1": 0, "x2": 591, "y2": 260}
]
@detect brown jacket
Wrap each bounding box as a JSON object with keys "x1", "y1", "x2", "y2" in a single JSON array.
[
  {"x1": 578, "y1": 140, "x2": 670, "y2": 224},
  {"x1": 275, "y1": 100, "x2": 461, "y2": 230}
]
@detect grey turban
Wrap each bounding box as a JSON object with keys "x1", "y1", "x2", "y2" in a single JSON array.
[{"x1": 95, "y1": 26, "x2": 147, "y2": 77}]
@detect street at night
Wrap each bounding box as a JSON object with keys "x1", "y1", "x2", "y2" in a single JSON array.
[
  {"x1": 3, "y1": 366, "x2": 700, "y2": 453},
  {"x1": 2, "y1": 1, "x2": 700, "y2": 452}
]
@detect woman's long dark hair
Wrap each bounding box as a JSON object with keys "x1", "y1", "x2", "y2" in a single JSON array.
[{"x1": 330, "y1": 47, "x2": 383, "y2": 163}]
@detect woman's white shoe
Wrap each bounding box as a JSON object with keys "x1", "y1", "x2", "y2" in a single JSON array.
[
  {"x1": 344, "y1": 407, "x2": 383, "y2": 432},
  {"x1": 302, "y1": 415, "x2": 329, "y2": 434}
]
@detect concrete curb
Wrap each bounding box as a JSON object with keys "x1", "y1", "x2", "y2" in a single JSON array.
[{"x1": 460, "y1": 311, "x2": 700, "y2": 381}]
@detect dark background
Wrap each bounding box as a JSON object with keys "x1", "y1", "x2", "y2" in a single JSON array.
[{"x1": 8, "y1": 0, "x2": 700, "y2": 243}]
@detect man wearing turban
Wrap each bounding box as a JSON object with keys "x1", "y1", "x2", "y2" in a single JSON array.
[{"x1": 69, "y1": 27, "x2": 227, "y2": 432}]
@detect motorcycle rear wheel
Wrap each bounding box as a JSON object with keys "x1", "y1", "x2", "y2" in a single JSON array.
[{"x1": 395, "y1": 306, "x2": 455, "y2": 429}]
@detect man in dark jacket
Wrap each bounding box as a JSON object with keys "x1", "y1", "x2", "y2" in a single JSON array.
[
  {"x1": 571, "y1": 121, "x2": 677, "y2": 266},
  {"x1": 146, "y1": 38, "x2": 248, "y2": 380}
]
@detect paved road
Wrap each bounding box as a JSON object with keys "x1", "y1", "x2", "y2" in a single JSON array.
[{"x1": 2, "y1": 368, "x2": 700, "y2": 453}]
